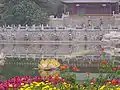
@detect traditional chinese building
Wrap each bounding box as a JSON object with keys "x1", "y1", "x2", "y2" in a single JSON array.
[{"x1": 61, "y1": 0, "x2": 119, "y2": 15}]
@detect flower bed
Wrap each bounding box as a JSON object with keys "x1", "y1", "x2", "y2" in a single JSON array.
[
  {"x1": 0, "y1": 57, "x2": 120, "y2": 90},
  {"x1": 0, "y1": 75, "x2": 67, "y2": 90},
  {"x1": 0, "y1": 75, "x2": 120, "y2": 90}
]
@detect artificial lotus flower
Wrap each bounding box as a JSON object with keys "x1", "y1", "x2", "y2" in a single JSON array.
[
  {"x1": 38, "y1": 58, "x2": 60, "y2": 77},
  {"x1": 38, "y1": 58, "x2": 60, "y2": 70}
]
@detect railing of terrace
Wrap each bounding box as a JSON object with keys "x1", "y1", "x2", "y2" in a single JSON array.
[
  {"x1": 5, "y1": 55, "x2": 111, "y2": 67},
  {"x1": 0, "y1": 25, "x2": 119, "y2": 57}
]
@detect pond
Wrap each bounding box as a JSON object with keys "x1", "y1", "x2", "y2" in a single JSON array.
[
  {"x1": 0, "y1": 58, "x2": 39, "y2": 80},
  {"x1": 0, "y1": 57, "x2": 101, "y2": 80}
]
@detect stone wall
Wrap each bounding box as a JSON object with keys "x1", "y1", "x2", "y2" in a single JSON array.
[{"x1": 49, "y1": 15, "x2": 116, "y2": 27}]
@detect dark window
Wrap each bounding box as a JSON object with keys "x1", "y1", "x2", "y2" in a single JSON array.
[
  {"x1": 116, "y1": 44, "x2": 120, "y2": 48},
  {"x1": 39, "y1": 45, "x2": 42, "y2": 49},
  {"x1": 84, "y1": 35, "x2": 87, "y2": 41},
  {"x1": 24, "y1": 34, "x2": 29, "y2": 41},
  {"x1": 84, "y1": 45, "x2": 87, "y2": 50},
  {"x1": 99, "y1": 35, "x2": 103, "y2": 41}
]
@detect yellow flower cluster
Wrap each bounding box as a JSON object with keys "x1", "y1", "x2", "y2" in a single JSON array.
[
  {"x1": 99, "y1": 85, "x2": 120, "y2": 90},
  {"x1": 18, "y1": 81, "x2": 70, "y2": 90},
  {"x1": 19, "y1": 82, "x2": 57, "y2": 90},
  {"x1": 9, "y1": 80, "x2": 120, "y2": 90}
]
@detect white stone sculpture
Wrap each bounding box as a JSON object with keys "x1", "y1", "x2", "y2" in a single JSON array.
[
  {"x1": 102, "y1": 32, "x2": 120, "y2": 56},
  {"x1": 0, "y1": 52, "x2": 5, "y2": 66}
]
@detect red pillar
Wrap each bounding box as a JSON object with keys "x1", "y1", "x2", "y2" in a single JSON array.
[{"x1": 72, "y1": 4, "x2": 76, "y2": 14}]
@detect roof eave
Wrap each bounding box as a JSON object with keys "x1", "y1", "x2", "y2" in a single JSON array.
[{"x1": 61, "y1": 1, "x2": 118, "y2": 4}]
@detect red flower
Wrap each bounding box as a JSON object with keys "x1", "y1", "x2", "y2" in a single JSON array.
[
  {"x1": 111, "y1": 79, "x2": 117, "y2": 85},
  {"x1": 112, "y1": 67, "x2": 117, "y2": 71},
  {"x1": 117, "y1": 65, "x2": 120, "y2": 69},
  {"x1": 86, "y1": 72, "x2": 90, "y2": 75},
  {"x1": 90, "y1": 78, "x2": 96, "y2": 83},
  {"x1": 59, "y1": 64, "x2": 68, "y2": 70},
  {"x1": 64, "y1": 64, "x2": 68, "y2": 68},
  {"x1": 48, "y1": 75, "x2": 52, "y2": 79},
  {"x1": 60, "y1": 66, "x2": 66, "y2": 70},
  {"x1": 61, "y1": 78, "x2": 64, "y2": 82},
  {"x1": 73, "y1": 65, "x2": 77, "y2": 71},
  {"x1": 104, "y1": 80, "x2": 111, "y2": 85},
  {"x1": 54, "y1": 76, "x2": 59, "y2": 80},
  {"x1": 101, "y1": 60, "x2": 107, "y2": 65}
]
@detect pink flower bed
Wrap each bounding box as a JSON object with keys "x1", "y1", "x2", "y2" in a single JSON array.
[{"x1": 0, "y1": 75, "x2": 64, "y2": 90}]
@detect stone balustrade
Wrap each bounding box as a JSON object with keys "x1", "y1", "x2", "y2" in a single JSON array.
[{"x1": 0, "y1": 25, "x2": 119, "y2": 56}]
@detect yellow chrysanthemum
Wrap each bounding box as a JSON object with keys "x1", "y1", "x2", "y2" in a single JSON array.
[
  {"x1": 90, "y1": 82, "x2": 94, "y2": 84},
  {"x1": 42, "y1": 85, "x2": 50, "y2": 90},
  {"x1": 25, "y1": 87, "x2": 32, "y2": 90},
  {"x1": 35, "y1": 83, "x2": 41, "y2": 87},
  {"x1": 19, "y1": 88, "x2": 24, "y2": 90},
  {"x1": 116, "y1": 88, "x2": 120, "y2": 90},
  {"x1": 23, "y1": 84, "x2": 29, "y2": 88},
  {"x1": 49, "y1": 88, "x2": 53, "y2": 90},
  {"x1": 99, "y1": 85, "x2": 105, "y2": 90},
  {"x1": 32, "y1": 82, "x2": 38, "y2": 84}
]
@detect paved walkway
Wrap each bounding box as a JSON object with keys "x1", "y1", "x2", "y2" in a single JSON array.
[{"x1": 76, "y1": 73, "x2": 106, "y2": 80}]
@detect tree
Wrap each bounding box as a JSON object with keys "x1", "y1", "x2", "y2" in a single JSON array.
[
  {"x1": 0, "y1": 0, "x2": 49, "y2": 25},
  {"x1": 47, "y1": 0, "x2": 64, "y2": 15},
  {"x1": 0, "y1": 0, "x2": 64, "y2": 25}
]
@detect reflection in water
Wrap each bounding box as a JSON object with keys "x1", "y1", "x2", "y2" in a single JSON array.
[
  {"x1": 0, "y1": 57, "x2": 101, "y2": 80},
  {"x1": 0, "y1": 58, "x2": 39, "y2": 80}
]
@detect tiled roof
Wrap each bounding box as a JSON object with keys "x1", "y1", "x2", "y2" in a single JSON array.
[{"x1": 61, "y1": 0, "x2": 119, "y2": 3}]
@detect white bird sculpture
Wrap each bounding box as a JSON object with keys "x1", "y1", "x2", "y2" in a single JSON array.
[{"x1": 0, "y1": 52, "x2": 5, "y2": 66}]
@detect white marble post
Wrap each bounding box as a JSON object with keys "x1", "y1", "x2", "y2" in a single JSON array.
[{"x1": 112, "y1": 11, "x2": 115, "y2": 16}]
